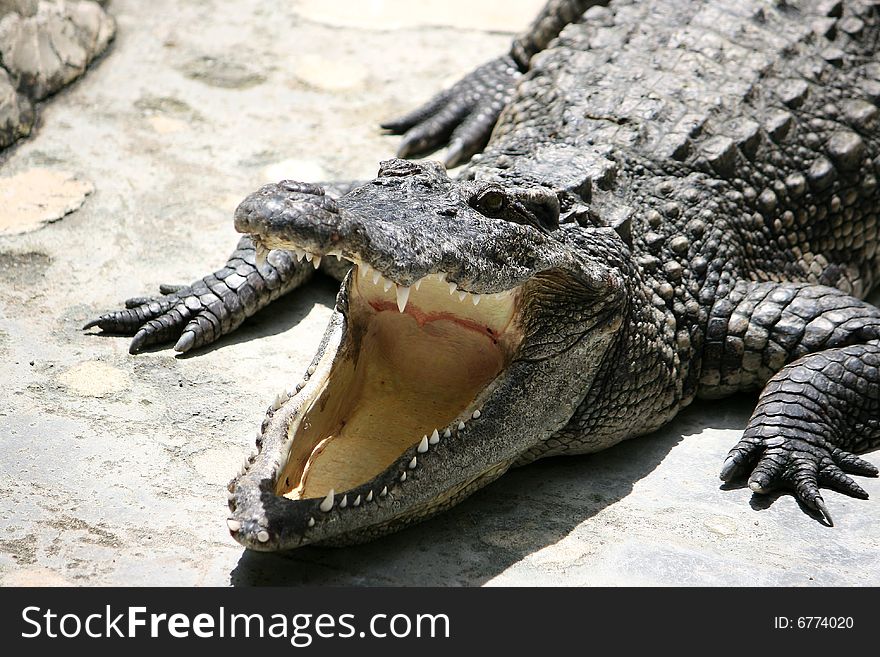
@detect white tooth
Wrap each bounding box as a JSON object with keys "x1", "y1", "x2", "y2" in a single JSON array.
[
  {"x1": 448, "y1": 282, "x2": 457, "y2": 294},
  {"x1": 257, "y1": 530, "x2": 269, "y2": 543},
  {"x1": 413, "y1": 278, "x2": 422, "y2": 291},
  {"x1": 312, "y1": 255, "x2": 322, "y2": 269},
  {"x1": 429, "y1": 429, "x2": 440, "y2": 445},
  {"x1": 408, "y1": 457, "x2": 417, "y2": 469},
  {"x1": 383, "y1": 279, "x2": 393, "y2": 292},
  {"x1": 255, "y1": 245, "x2": 268, "y2": 267},
  {"x1": 320, "y1": 489, "x2": 335, "y2": 512},
  {"x1": 308, "y1": 517, "x2": 315, "y2": 527},
  {"x1": 458, "y1": 421, "x2": 465, "y2": 431},
  {"x1": 227, "y1": 490, "x2": 235, "y2": 501},
  {"x1": 418, "y1": 435, "x2": 429, "y2": 452},
  {"x1": 472, "y1": 409, "x2": 482, "y2": 419},
  {"x1": 295, "y1": 382, "x2": 303, "y2": 392},
  {"x1": 380, "y1": 486, "x2": 388, "y2": 497},
  {"x1": 333, "y1": 253, "x2": 341, "y2": 261},
  {"x1": 437, "y1": 272, "x2": 447, "y2": 282},
  {"x1": 372, "y1": 271, "x2": 381, "y2": 285},
  {"x1": 360, "y1": 264, "x2": 370, "y2": 278},
  {"x1": 305, "y1": 252, "x2": 313, "y2": 262},
  {"x1": 400, "y1": 472, "x2": 407, "y2": 482},
  {"x1": 340, "y1": 494, "x2": 348, "y2": 508},
  {"x1": 307, "y1": 365, "x2": 316, "y2": 375},
  {"x1": 293, "y1": 248, "x2": 305, "y2": 261},
  {"x1": 458, "y1": 291, "x2": 467, "y2": 302},
  {"x1": 353, "y1": 495, "x2": 361, "y2": 506},
  {"x1": 443, "y1": 428, "x2": 451, "y2": 438},
  {"x1": 226, "y1": 519, "x2": 241, "y2": 532},
  {"x1": 366, "y1": 490, "x2": 374, "y2": 502},
  {"x1": 472, "y1": 294, "x2": 481, "y2": 305},
  {"x1": 396, "y1": 285, "x2": 410, "y2": 312}
]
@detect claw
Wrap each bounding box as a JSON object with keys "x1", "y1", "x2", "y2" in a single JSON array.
[
  {"x1": 814, "y1": 497, "x2": 833, "y2": 527},
  {"x1": 444, "y1": 139, "x2": 466, "y2": 169},
  {"x1": 125, "y1": 296, "x2": 154, "y2": 309},
  {"x1": 719, "y1": 455, "x2": 739, "y2": 481},
  {"x1": 82, "y1": 317, "x2": 102, "y2": 330},
  {"x1": 129, "y1": 328, "x2": 150, "y2": 354},
  {"x1": 174, "y1": 331, "x2": 196, "y2": 353}
]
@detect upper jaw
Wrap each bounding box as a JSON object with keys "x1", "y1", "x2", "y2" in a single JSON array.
[{"x1": 233, "y1": 178, "x2": 571, "y2": 294}]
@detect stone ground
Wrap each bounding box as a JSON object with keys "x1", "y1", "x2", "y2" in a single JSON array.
[{"x1": 1, "y1": 0, "x2": 879, "y2": 587}]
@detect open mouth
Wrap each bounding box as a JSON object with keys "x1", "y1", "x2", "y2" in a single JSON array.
[{"x1": 271, "y1": 254, "x2": 524, "y2": 513}]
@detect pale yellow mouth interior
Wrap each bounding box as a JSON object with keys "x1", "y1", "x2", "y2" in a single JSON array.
[{"x1": 275, "y1": 269, "x2": 521, "y2": 500}]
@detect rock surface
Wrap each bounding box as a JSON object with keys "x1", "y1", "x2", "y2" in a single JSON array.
[{"x1": 0, "y1": 0, "x2": 878, "y2": 586}]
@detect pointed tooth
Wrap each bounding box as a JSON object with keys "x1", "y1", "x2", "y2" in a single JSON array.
[
  {"x1": 429, "y1": 429, "x2": 440, "y2": 445},
  {"x1": 255, "y1": 243, "x2": 269, "y2": 267},
  {"x1": 458, "y1": 421, "x2": 465, "y2": 431},
  {"x1": 339, "y1": 494, "x2": 348, "y2": 508},
  {"x1": 472, "y1": 409, "x2": 481, "y2": 419},
  {"x1": 360, "y1": 264, "x2": 370, "y2": 278},
  {"x1": 413, "y1": 278, "x2": 422, "y2": 291},
  {"x1": 408, "y1": 457, "x2": 417, "y2": 469},
  {"x1": 319, "y1": 489, "x2": 335, "y2": 512},
  {"x1": 400, "y1": 472, "x2": 407, "y2": 482},
  {"x1": 372, "y1": 271, "x2": 381, "y2": 285},
  {"x1": 458, "y1": 291, "x2": 467, "y2": 302},
  {"x1": 383, "y1": 279, "x2": 393, "y2": 292},
  {"x1": 312, "y1": 255, "x2": 322, "y2": 269},
  {"x1": 308, "y1": 517, "x2": 315, "y2": 527},
  {"x1": 472, "y1": 294, "x2": 481, "y2": 305},
  {"x1": 333, "y1": 253, "x2": 341, "y2": 261},
  {"x1": 418, "y1": 435, "x2": 429, "y2": 453},
  {"x1": 380, "y1": 486, "x2": 388, "y2": 497},
  {"x1": 307, "y1": 365, "x2": 316, "y2": 375},
  {"x1": 448, "y1": 282, "x2": 457, "y2": 294},
  {"x1": 353, "y1": 495, "x2": 361, "y2": 507},
  {"x1": 366, "y1": 490, "x2": 374, "y2": 502},
  {"x1": 304, "y1": 252, "x2": 313, "y2": 262},
  {"x1": 257, "y1": 530, "x2": 270, "y2": 543},
  {"x1": 292, "y1": 248, "x2": 305, "y2": 261},
  {"x1": 226, "y1": 519, "x2": 241, "y2": 532},
  {"x1": 396, "y1": 285, "x2": 410, "y2": 312},
  {"x1": 443, "y1": 428, "x2": 451, "y2": 438},
  {"x1": 437, "y1": 272, "x2": 447, "y2": 282}
]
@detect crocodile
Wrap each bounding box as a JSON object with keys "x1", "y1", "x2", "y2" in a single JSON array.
[{"x1": 87, "y1": 0, "x2": 880, "y2": 550}]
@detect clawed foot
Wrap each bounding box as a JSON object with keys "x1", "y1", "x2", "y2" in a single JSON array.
[
  {"x1": 84, "y1": 281, "x2": 225, "y2": 354},
  {"x1": 382, "y1": 55, "x2": 521, "y2": 168},
  {"x1": 83, "y1": 238, "x2": 303, "y2": 354},
  {"x1": 720, "y1": 433, "x2": 878, "y2": 525}
]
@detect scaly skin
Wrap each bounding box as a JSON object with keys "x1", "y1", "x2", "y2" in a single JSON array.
[{"x1": 89, "y1": 0, "x2": 880, "y2": 547}]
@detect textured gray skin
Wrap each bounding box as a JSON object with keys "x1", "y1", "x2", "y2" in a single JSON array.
[
  {"x1": 0, "y1": 0, "x2": 115, "y2": 151},
  {"x1": 89, "y1": 0, "x2": 880, "y2": 548}
]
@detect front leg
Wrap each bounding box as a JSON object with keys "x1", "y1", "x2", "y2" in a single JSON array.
[
  {"x1": 701, "y1": 281, "x2": 880, "y2": 522},
  {"x1": 382, "y1": 0, "x2": 609, "y2": 167},
  {"x1": 84, "y1": 181, "x2": 360, "y2": 354},
  {"x1": 721, "y1": 344, "x2": 880, "y2": 524},
  {"x1": 84, "y1": 236, "x2": 314, "y2": 353}
]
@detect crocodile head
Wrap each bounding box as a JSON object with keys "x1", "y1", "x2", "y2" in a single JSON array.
[{"x1": 227, "y1": 159, "x2": 629, "y2": 550}]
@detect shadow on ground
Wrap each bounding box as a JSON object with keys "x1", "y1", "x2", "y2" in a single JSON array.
[{"x1": 229, "y1": 398, "x2": 753, "y2": 586}]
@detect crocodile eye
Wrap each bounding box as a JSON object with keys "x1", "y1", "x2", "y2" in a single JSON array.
[{"x1": 477, "y1": 190, "x2": 506, "y2": 215}]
